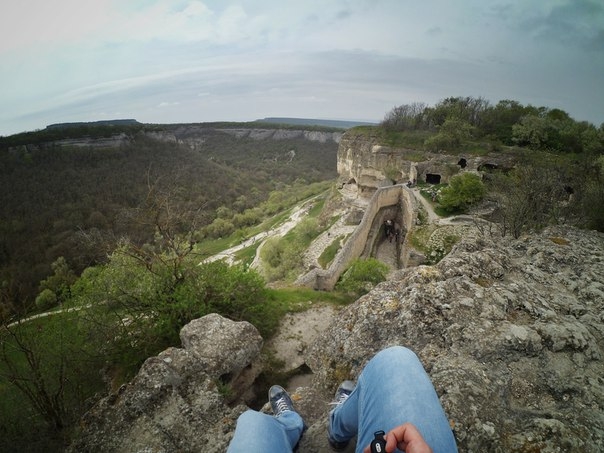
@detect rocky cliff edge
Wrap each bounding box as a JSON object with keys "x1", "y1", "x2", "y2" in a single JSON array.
[{"x1": 69, "y1": 226, "x2": 604, "y2": 452}]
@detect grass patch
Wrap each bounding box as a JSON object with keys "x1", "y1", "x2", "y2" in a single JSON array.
[
  {"x1": 307, "y1": 197, "x2": 326, "y2": 217},
  {"x1": 460, "y1": 141, "x2": 492, "y2": 156},
  {"x1": 196, "y1": 190, "x2": 329, "y2": 260},
  {"x1": 434, "y1": 205, "x2": 455, "y2": 217},
  {"x1": 381, "y1": 129, "x2": 432, "y2": 148},
  {"x1": 408, "y1": 225, "x2": 436, "y2": 253},
  {"x1": 196, "y1": 236, "x2": 235, "y2": 258},
  {"x1": 266, "y1": 287, "x2": 355, "y2": 311},
  {"x1": 234, "y1": 242, "x2": 261, "y2": 266},
  {"x1": 347, "y1": 126, "x2": 432, "y2": 150},
  {"x1": 318, "y1": 235, "x2": 346, "y2": 268}
]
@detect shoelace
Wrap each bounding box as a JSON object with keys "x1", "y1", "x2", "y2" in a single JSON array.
[
  {"x1": 274, "y1": 396, "x2": 291, "y2": 416},
  {"x1": 329, "y1": 391, "x2": 351, "y2": 406}
]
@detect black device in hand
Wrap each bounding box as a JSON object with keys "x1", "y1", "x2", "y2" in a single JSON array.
[{"x1": 370, "y1": 430, "x2": 387, "y2": 453}]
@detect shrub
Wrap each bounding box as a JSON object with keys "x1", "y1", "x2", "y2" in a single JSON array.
[
  {"x1": 296, "y1": 217, "x2": 320, "y2": 243},
  {"x1": 35, "y1": 288, "x2": 57, "y2": 310},
  {"x1": 336, "y1": 258, "x2": 389, "y2": 296},
  {"x1": 425, "y1": 228, "x2": 460, "y2": 264},
  {"x1": 439, "y1": 173, "x2": 485, "y2": 213}
]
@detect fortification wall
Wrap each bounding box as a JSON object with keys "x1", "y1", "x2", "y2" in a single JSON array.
[{"x1": 298, "y1": 185, "x2": 416, "y2": 290}]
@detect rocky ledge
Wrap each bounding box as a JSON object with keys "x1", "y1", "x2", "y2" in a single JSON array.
[{"x1": 69, "y1": 226, "x2": 604, "y2": 452}]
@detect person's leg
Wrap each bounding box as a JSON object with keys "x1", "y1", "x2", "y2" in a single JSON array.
[
  {"x1": 227, "y1": 409, "x2": 305, "y2": 452},
  {"x1": 330, "y1": 346, "x2": 457, "y2": 453}
]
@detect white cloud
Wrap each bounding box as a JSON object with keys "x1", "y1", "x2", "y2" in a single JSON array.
[
  {"x1": 0, "y1": 0, "x2": 114, "y2": 53},
  {"x1": 0, "y1": 0, "x2": 603, "y2": 135},
  {"x1": 158, "y1": 101, "x2": 180, "y2": 107}
]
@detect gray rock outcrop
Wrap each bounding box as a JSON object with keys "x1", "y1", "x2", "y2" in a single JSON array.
[
  {"x1": 303, "y1": 225, "x2": 604, "y2": 452},
  {"x1": 68, "y1": 314, "x2": 263, "y2": 453},
  {"x1": 69, "y1": 226, "x2": 604, "y2": 452}
]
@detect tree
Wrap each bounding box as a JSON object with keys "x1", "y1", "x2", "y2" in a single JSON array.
[
  {"x1": 0, "y1": 313, "x2": 105, "y2": 435},
  {"x1": 438, "y1": 173, "x2": 486, "y2": 213},
  {"x1": 381, "y1": 103, "x2": 427, "y2": 131},
  {"x1": 37, "y1": 257, "x2": 76, "y2": 308},
  {"x1": 487, "y1": 166, "x2": 570, "y2": 238},
  {"x1": 580, "y1": 125, "x2": 604, "y2": 155},
  {"x1": 576, "y1": 156, "x2": 604, "y2": 231},
  {"x1": 425, "y1": 96, "x2": 490, "y2": 129},
  {"x1": 512, "y1": 115, "x2": 550, "y2": 149},
  {"x1": 424, "y1": 118, "x2": 474, "y2": 151},
  {"x1": 481, "y1": 99, "x2": 530, "y2": 144},
  {"x1": 35, "y1": 289, "x2": 57, "y2": 310}
]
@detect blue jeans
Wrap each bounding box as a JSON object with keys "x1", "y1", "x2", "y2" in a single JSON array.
[
  {"x1": 227, "y1": 409, "x2": 305, "y2": 452},
  {"x1": 228, "y1": 346, "x2": 457, "y2": 452},
  {"x1": 330, "y1": 346, "x2": 458, "y2": 453}
]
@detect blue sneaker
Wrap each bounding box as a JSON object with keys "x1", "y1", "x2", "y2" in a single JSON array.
[
  {"x1": 269, "y1": 385, "x2": 295, "y2": 417},
  {"x1": 327, "y1": 380, "x2": 355, "y2": 450},
  {"x1": 269, "y1": 385, "x2": 307, "y2": 451}
]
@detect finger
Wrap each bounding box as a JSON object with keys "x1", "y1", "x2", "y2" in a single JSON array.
[{"x1": 385, "y1": 432, "x2": 406, "y2": 452}]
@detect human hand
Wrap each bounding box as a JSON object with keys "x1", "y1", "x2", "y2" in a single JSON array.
[{"x1": 363, "y1": 423, "x2": 432, "y2": 453}]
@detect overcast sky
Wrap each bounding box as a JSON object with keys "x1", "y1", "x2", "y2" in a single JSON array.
[{"x1": 1, "y1": 0, "x2": 603, "y2": 136}]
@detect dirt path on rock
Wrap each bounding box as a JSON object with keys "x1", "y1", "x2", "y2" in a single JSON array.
[
  {"x1": 411, "y1": 187, "x2": 474, "y2": 226},
  {"x1": 411, "y1": 187, "x2": 439, "y2": 223},
  {"x1": 264, "y1": 305, "x2": 339, "y2": 391}
]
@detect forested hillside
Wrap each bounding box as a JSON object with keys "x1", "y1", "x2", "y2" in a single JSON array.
[{"x1": 0, "y1": 125, "x2": 338, "y2": 317}]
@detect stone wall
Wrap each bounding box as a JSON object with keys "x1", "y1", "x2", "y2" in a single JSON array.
[{"x1": 297, "y1": 184, "x2": 416, "y2": 290}]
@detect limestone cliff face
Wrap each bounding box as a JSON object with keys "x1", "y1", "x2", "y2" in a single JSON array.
[
  {"x1": 337, "y1": 130, "x2": 516, "y2": 198},
  {"x1": 144, "y1": 126, "x2": 342, "y2": 150},
  {"x1": 17, "y1": 133, "x2": 131, "y2": 150},
  {"x1": 15, "y1": 125, "x2": 341, "y2": 151},
  {"x1": 69, "y1": 226, "x2": 604, "y2": 452}
]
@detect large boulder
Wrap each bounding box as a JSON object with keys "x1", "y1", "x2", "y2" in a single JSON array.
[{"x1": 68, "y1": 313, "x2": 263, "y2": 453}]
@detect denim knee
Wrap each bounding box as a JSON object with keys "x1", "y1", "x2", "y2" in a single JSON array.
[{"x1": 371, "y1": 345, "x2": 418, "y2": 366}]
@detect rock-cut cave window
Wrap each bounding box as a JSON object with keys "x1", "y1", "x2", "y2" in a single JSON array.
[
  {"x1": 426, "y1": 174, "x2": 441, "y2": 184},
  {"x1": 458, "y1": 158, "x2": 467, "y2": 168}
]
